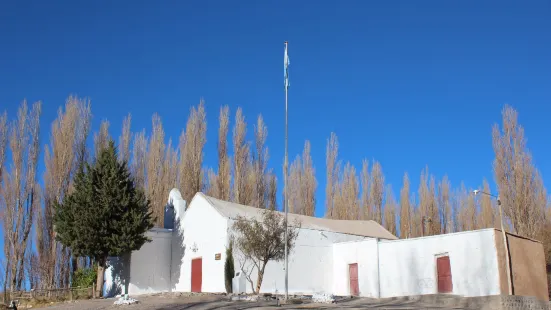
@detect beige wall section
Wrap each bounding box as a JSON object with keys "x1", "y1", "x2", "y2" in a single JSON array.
[
  {"x1": 494, "y1": 231, "x2": 509, "y2": 296},
  {"x1": 494, "y1": 229, "x2": 549, "y2": 301}
]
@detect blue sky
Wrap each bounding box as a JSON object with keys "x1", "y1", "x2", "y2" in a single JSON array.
[{"x1": 0, "y1": 0, "x2": 550, "y2": 226}]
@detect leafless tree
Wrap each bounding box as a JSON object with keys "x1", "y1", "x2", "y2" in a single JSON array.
[
  {"x1": 334, "y1": 162, "x2": 359, "y2": 220},
  {"x1": 454, "y1": 183, "x2": 477, "y2": 232},
  {"x1": 492, "y1": 105, "x2": 546, "y2": 238},
  {"x1": 477, "y1": 179, "x2": 495, "y2": 229},
  {"x1": 131, "y1": 130, "x2": 148, "y2": 191},
  {"x1": 325, "y1": 133, "x2": 338, "y2": 218},
  {"x1": 217, "y1": 106, "x2": 231, "y2": 201},
  {"x1": 288, "y1": 141, "x2": 317, "y2": 216},
  {"x1": 360, "y1": 159, "x2": 370, "y2": 220},
  {"x1": 232, "y1": 108, "x2": 253, "y2": 205},
  {"x1": 93, "y1": 120, "x2": 111, "y2": 159},
  {"x1": 179, "y1": 101, "x2": 207, "y2": 205},
  {"x1": 438, "y1": 175, "x2": 452, "y2": 234},
  {"x1": 0, "y1": 112, "x2": 7, "y2": 184},
  {"x1": 399, "y1": 173, "x2": 412, "y2": 238},
  {"x1": 147, "y1": 114, "x2": 166, "y2": 226},
  {"x1": 418, "y1": 167, "x2": 440, "y2": 235},
  {"x1": 232, "y1": 210, "x2": 300, "y2": 293},
  {"x1": 252, "y1": 115, "x2": 269, "y2": 208},
  {"x1": 118, "y1": 114, "x2": 132, "y2": 164},
  {"x1": 41, "y1": 97, "x2": 91, "y2": 289},
  {"x1": 370, "y1": 160, "x2": 384, "y2": 224},
  {"x1": 384, "y1": 185, "x2": 398, "y2": 236},
  {"x1": 1, "y1": 101, "x2": 41, "y2": 293},
  {"x1": 267, "y1": 172, "x2": 277, "y2": 210},
  {"x1": 428, "y1": 175, "x2": 440, "y2": 235}
]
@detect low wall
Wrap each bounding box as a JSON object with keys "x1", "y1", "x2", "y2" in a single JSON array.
[
  {"x1": 377, "y1": 229, "x2": 501, "y2": 298},
  {"x1": 128, "y1": 229, "x2": 173, "y2": 295},
  {"x1": 332, "y1": 239, "x2": 379, "y2": 297},
  {"x1": 494, "y1": 230, "x2": 549, "y2": 301}
]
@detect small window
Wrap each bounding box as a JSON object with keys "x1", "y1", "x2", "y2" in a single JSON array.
[{"x1": 235, "y1": 272, "x2": 240, "y2": 277}]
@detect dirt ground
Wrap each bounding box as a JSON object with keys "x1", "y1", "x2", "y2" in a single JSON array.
[{"x1": 33, "y1": 293, "x2": 475, "y2": 310}]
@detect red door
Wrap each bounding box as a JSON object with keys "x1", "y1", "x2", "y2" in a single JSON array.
[
  {"x1": 191, "y1": 258, "x2": 202, "y2": 292},
  {"x1": 349, "y1": 263, "x2": 359, "y2": 296},
  {"x1": 437, "y1": 256, "x2": 453, "y2": 293}
]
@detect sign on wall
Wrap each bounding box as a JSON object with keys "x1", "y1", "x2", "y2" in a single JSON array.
[{"x1": 215, "y1": 253, "x2": 221, "y2": 260}]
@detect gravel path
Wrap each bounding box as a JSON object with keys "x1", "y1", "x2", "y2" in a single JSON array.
[{"x1": 35, "y1": 293, "x2": 475, "y2": 310}]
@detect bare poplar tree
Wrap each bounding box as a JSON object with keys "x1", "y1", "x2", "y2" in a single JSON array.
[
  {"x1": 1, "y1": 101, "x2": 41, "y2": 292},
  {"x1": 131, "y1": 130, "x2": 148, "y2": 191},
  {"x1": 301, "y1": 141, "x2": 316, "y2": 216},
  {"x1": 492, "y1": 105, "x2": 546, "y2": 238},
  {"x1": 370, "y1": 160, "x2": 384, "y2": 224},
  {"x1": 399, "y1": 173, "x2": 412, "y2": 238},
  {"x1": 118, "y1": 114, "x2": 132, "y2": 164},
  {"x1": 428, "y1": 175, "x2": 441, "y2": 235},
  {"x1": 267, "y1": 172, "x2": 277, "y2": 210},
  {"x1": 384, "y1": 185, "x2": 398, "y2": 236},
  {"x1": 0, "y1": 112, "x2": 7, "y2": 183},
  {"x1": 418, "y1": 167, "x2": 439, "y2": 235},
  {"x1": 477, "y1": 179, "x2": 495, "y2": 229},
  {"x1": 334, "y1": 162, "x2": 359, "y2": 220},
  {"x1": 179, "y1": 101, "x2": 207, "y2": 204},
  {"x1": 162, "y1": 139, "x2": 178, "y2": 197},
  {"x1": 205, "y1": 168, "x2": 218, "y2": 197},
  {"x1": 93, "y1": 120, "x2": 111, "y2": 159},
  {"x1": 325, "y1": 133, "x2": 338, "y2": 218},
  {"x1": 217, "y1": 106, "x2": 231, "y2": 201},
  {"x1": 438, "y1": 175, "x2": 452, "y2": 234},
  {"x1": 41, "y1": 97, "x2": 90, "y2": 289},
  {"x1": 288, "y1": 141, "x2": 317, "y2": 216},
  {"x1": 147, "y1": 114, "x2": 166, "y2": 226},
  {"x1": 288, "y1": 155, "x2": 302, "y2": 214},
  {"x1": 252, "y1": 115, "x2": 269, "y2": 208},
  {"x1": 360, "y1": 160, "x2": 369, "y2": 220},
  {"x1": 232, "y1": 108, "x2": 253, "y2": 205},
  {"x1": 454, "y1": 183, "x2": 477, "y2": 232}
]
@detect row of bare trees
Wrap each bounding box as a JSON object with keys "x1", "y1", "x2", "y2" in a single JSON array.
[
  {"x1": 322, "y1": 105, "x2": 548, "y2": 246},
  {"x1": 0, "y1": 97, "x2": 286, "y2": 293},
  {"x1": 0, "y1": 97, "x2": 549, "y2": 293}
]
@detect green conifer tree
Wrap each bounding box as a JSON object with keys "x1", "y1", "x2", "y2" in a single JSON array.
[{"x1": 54, "y1": 140, "x2": 154, "y2": 297}]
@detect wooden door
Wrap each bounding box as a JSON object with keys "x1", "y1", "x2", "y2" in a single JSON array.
[
  {"x1": 191, "y1": 258, "x2": 202, "y2": 292},
  {"x1": 437, "y1": 256, "x2": 453, "y2": 293},
  {"x1": 349, "y1": 263, "x2": 359, "y2": 296}
]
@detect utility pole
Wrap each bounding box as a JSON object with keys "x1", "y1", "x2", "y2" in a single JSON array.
[
  {"x1": 283, "y1": 41, "x2": 290, "y2": 300},
  {"x1": 421, "y1": 216, "x2": 432, "y2": 237},
  {"x1": 497, "y1": 197, "x2": 513, "y2": 295}
]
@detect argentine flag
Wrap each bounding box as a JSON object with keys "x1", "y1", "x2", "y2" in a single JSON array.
[{"x1": 284, "y1": 42, "x2": 290, "y2": 88}]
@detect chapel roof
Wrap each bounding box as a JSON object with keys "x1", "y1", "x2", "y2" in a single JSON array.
[{"x1": 195, "y1": 192, "x2": 398, "y2": 240}]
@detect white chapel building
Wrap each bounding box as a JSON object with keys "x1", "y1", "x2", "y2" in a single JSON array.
[{"x1": 104, "y1": 190, "x2": 548, "y2": 301}]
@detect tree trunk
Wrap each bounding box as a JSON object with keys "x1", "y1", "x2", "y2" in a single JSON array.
[
  {"x1": 50, "y1": 237, "x2": 57, "y2": 289},
  {"x1": 96, "y1": 258, "x2": 106, "y2": 298},
  {"x1": 255, "y1": 262, "x2": 268, "y2": 294}
]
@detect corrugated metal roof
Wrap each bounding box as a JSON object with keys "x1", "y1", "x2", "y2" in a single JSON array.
[{"x1": 196, "y1": 192, "x2": 398, "y2": 240}]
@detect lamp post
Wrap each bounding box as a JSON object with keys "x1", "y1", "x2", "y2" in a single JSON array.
[{"x1": 473, "y1": 189, "x2": 512, "y2": 295}]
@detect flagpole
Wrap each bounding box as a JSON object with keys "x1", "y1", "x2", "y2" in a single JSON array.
[{"x1": 283, "y1": 41, "x2": 289, "y2": 301}]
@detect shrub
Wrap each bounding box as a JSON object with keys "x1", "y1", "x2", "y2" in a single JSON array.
[
  {"x1": 72, "y1": 268, "x2": 97, "y2": 288},
  {"x1": 224, "y1": 240, "x2": 235, "y2": 293}
]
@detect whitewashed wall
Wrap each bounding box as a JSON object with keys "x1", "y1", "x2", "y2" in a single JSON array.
[
  {"x1": 127, "y1": 229, "x2": 173, "y2": 295},
  {"x1": 377, "y1": 229, "x2": 500, "y2": 297},
  {"x1": 332, "y1": 239, "x2": 379, "y2": 297},
  {"x1": 172, "y1": 194, "x2": 228, "y2": 293},
  {"x1": 233, "y1": 225, "x2": 369, "y2": 295}
]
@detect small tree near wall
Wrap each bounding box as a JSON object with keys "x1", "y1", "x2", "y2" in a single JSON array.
[
  {"x1": 224, "y1": 240, "x2": 234, "y2": 293},
  {"x1": 232, "y1": 210, "x2": 300, "y2": 294}
]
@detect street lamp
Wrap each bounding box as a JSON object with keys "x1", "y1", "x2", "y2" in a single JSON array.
[{"x1": 473, "y1": 189, "x2": 513, "y2": 295}]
